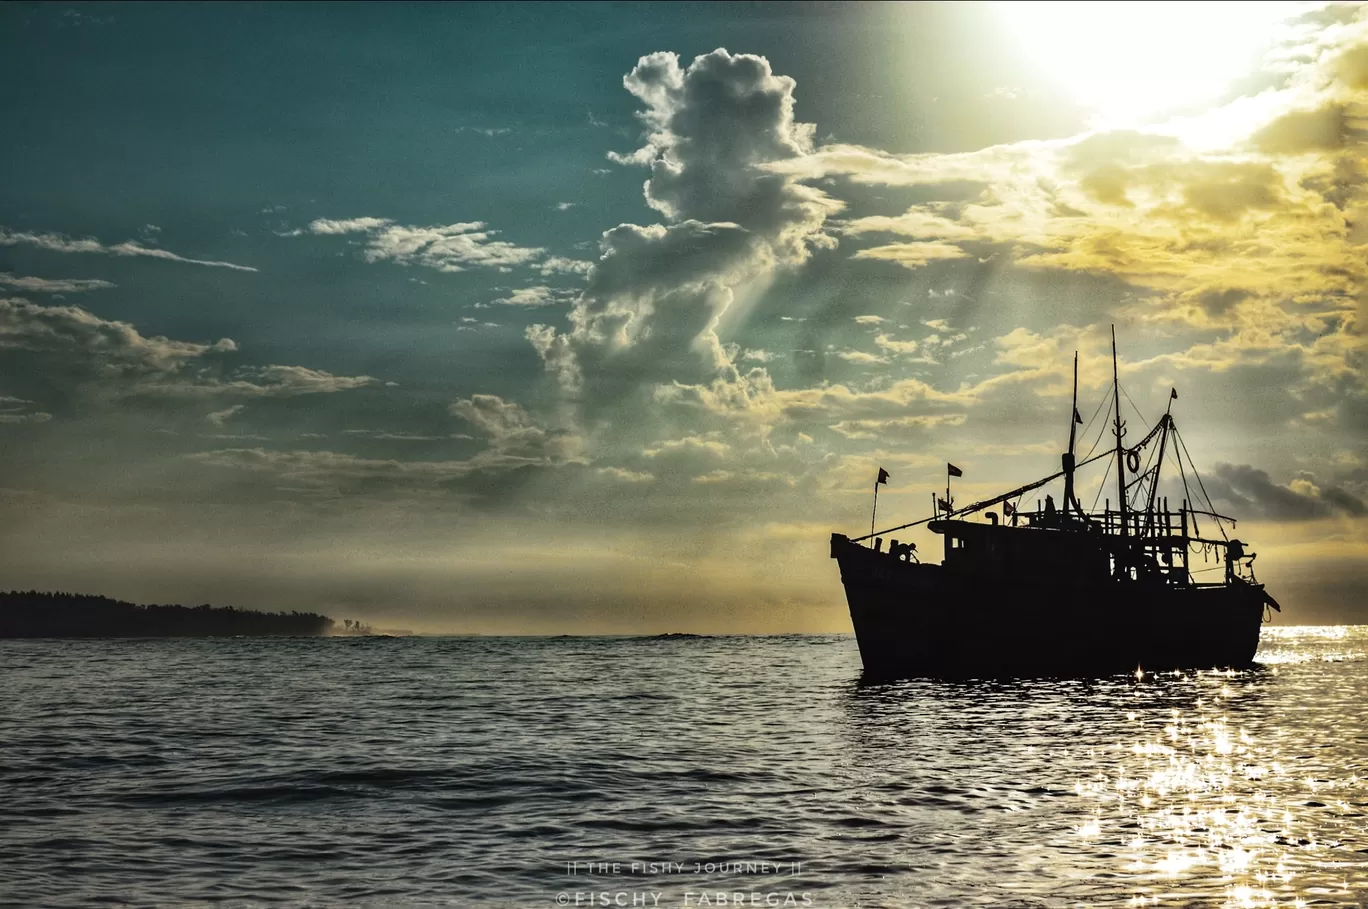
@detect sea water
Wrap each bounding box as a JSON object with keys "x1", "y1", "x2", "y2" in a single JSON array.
[{"x1": 2, "y1": 628, "x2": 1366, "y2": 908}]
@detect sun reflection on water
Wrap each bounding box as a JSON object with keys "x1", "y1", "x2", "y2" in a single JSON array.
[{"x1": 1064, "y1": 641, "x2": 1368, "y2": 908}]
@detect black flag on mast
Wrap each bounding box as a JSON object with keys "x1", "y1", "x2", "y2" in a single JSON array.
[
  {"x1": 1073, "y1": 407, "x2": 1083, "y2": 424},
  {"x1": 947, "y1": 463, "x2": 963, "y2": 477},
  {"x1": 1171, "y1": 388, "x2": 1178, "y2": 400},
  {"x1": 870, "y1": 467, "x2": 890, "y2": 543}
]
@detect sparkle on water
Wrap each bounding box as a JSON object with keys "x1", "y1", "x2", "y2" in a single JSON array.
[{"x1": 1, "y1": 625, "x2": 1365, "y2": 908}]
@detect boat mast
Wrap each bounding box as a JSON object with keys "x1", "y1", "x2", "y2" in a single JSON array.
[
  {"x1": 1064, "y1": 350, "x2": 1081, "y2": 518},
  {"x1": 1112, "y1": 326, "x2": 1127, "y2": 543},
  {"x1": 1142, "y1": 393, "x2": 1174, "y2": 535}
]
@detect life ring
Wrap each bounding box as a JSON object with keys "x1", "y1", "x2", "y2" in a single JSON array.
[{"x1": 1126, "y1": 449, "x2": 1141, "y2": 473}]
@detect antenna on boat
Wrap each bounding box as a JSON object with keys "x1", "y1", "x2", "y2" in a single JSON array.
[{"x1": 1112, "y1": 325, "x2": 1128, "y2": 546}]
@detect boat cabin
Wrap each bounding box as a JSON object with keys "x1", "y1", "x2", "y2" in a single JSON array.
[{"x1": 929, "y1": 518, "x2": 1112, "y2": 585}]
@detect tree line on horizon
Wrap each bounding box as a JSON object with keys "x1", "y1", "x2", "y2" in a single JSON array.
[{"x1": 0, "y1": 590, "x2": 336, "y2": 638}]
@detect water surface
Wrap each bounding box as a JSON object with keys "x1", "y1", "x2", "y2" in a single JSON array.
[{"x1": 2, "y1": 627, "x2": 1366, "y2": 907}]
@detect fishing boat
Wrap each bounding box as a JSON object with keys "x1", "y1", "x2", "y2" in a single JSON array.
[{"x1": 830, "y1": 328, "x2": 1281, "y2": 678}]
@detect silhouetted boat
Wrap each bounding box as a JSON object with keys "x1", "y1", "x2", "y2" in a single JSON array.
[{"x1": 831, "y1": 328, "x2": 1281, "y2": 678}]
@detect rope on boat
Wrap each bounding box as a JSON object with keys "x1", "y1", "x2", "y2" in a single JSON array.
[
  {"x1": 851, "y1": 449, "x2": 1114, "y2": 543},
  {"x1": 1172, "y1": 426, "x2": 1229, "y2": 542},
  {"x1": 1080, "y1": 381, "x2": 1113, "y2": 461},
  {"x1": 1090, "y1": 449, "x2": 1113, "y2": 513}
]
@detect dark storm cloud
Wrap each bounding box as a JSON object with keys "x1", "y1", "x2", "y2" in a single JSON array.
[{"x1": 1208, "y1": 463, "x2": 1366, "y2": 521}]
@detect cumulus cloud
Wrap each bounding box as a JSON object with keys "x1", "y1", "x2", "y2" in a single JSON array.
[
  {"x1": 0, "y1": 227, "x2": 257, "y2": 272},
  {"x1": 528, "y1": 49, "x2": 840, "y2": 418},
  {"x1": 0, "y1": 298, "x2": 376, "y2": 401}
]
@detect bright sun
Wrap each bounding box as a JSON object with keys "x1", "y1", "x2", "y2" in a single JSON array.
[{"x1": 995, "y1": 1, "x2": 1304, "y2": 128}]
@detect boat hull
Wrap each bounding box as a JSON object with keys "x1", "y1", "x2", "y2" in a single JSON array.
[{"x1": 833, "y1": 536, "x2": 1267, "y2": 678}]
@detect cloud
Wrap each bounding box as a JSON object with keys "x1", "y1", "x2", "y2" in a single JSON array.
[
  {"x1": 853, "y1": 241, "x2": 969, "y2": 269},
  {"x1": 528, "y1": 49, "x2": 840, "y2": 419},
  {"x1": 834, "y1": 349, "x2": 889, "y2": 365},
  {"x1": 842, "y1": 209, "x2": 979, "y2": 240},
  {"x1": 305, "y1": 217, "x2": 551, "y2": 273},
  {"x1": 873, "y1": 334, "x2": 919, "y2": 355},
  {"x1": 1251, "y1": 101, "x2": 1358, "y2": 155},
  {"x1": 449, "y1": 394, "x2": 585, "y2": 465},
  {"x1": 189, "y1": 395, "x2": 585, "y2": 500},
  {"x1": 762, "y1": 11, "x2": 1368, "y2": 405},
  {"x1": 206, "y1": 404, "x2": 244, "y2": 426},
  {"x1": 1208, "y1": 463, "x2": 1366, "y2": 521},
  {"x1": 642, "y1": 435, "x2": 732, "y2": 473},
  {"x1": 360, "y1": 223, "x2": 543, "y2": 272},
  {"x1": 597, "y1": 466, "x2": 653, "y2": 483},
  {"x1": 224, "y1": 365, "x2": 378, "y2": 397},
  {"x1": 0, "y1": 298, "x2": 376, "y2": 401},
  {"x1": 187, "y1": 447, "x2": 481, "y2": 497},
  {"x1": 0, "y1": 273, "x2": 114, "y2": 294},
  {"x1": 455, "y1": 127, "x2": 511, "y2": 137},
  {"x1": 0, "y1": 227, "x2": 257, "y2": 272},
  {"x1": 830, "y1": 413, "x2": 966, "y2": 441},
  {"x1": 538, "y1": 256, "x2": 594, "y2": 276},
  {"x1": 342, "y1": 430, "x2": 449, "y2": 442},
  {"x1": 0, "y1": 395, "x2": 52, "y2": 425},
  {"x1": 490, "y1": 286, "x2": 575, "y2": 307},
  {"x1": 307, "y1": 217, "x2": 393, "y2": 235}
]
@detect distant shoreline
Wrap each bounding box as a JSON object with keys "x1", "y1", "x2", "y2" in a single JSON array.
[{"x1": 0, "y1": 591, "x2": 371, "y2": 638}]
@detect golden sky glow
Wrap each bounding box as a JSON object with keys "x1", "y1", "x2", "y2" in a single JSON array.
[{"x1": 994, "y1": 2, "x2": 1306, "y2": 128}]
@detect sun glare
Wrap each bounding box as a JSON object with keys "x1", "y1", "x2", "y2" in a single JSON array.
[{"x1": 994, "y1": 2, "x2": 1303, "y2": 128}]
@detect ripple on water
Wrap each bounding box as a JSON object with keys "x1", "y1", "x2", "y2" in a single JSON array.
[{"x1": 0, "y1": 629, "x2": 1365, "y2": 907}]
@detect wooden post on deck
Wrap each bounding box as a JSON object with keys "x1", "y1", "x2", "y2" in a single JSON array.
[{"x1": 1180, "y1": 503, "x2": 1189, "y2": 580}]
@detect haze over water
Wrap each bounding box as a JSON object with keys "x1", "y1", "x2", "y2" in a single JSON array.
[{"x1": 2, "y1": 627, "x2": 1366, "y2": 908}]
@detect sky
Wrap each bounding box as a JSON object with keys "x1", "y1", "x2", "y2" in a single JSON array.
[{"x1": 1, "y1": 1, "x2": 1366, "y2": 632}]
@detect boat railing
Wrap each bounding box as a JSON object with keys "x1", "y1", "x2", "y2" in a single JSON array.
[
  {"x1": 1003, "y1": 498, "x2": 1247, "y2": 587},
  {"x1": 1014, "y1": 498, "x2": 1234, "y2": 543}
]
